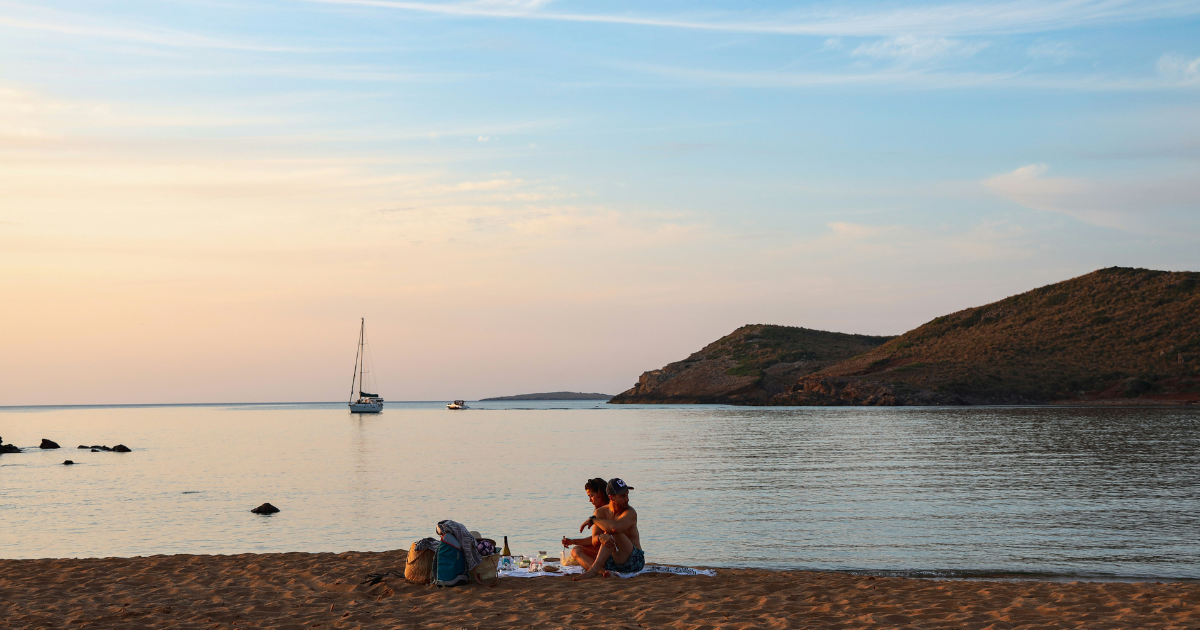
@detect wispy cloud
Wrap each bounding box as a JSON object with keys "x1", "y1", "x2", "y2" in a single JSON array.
[
  {"x1": 984, "y1": 163, "x2": 1200, "y2": 232},
  {"x1": 1157, "y1": 54, "x2": 1200, "y2": 85},
  {"x1": 0, "y1": 13, "x2": 320, "y2": 52},
  {"x1": 619, "y1": 60, "x2": 1200, "y2": 92},
  {"x1": 298, "y1": 0, "x2": 1200, "y2": 37},
  {"x1": 1026, "y1": 40, "x2": 1076, "y2": 60},
  {"x1": 772, "y1": 219, "x2": 1032, "y2": 268},
  {"x1": 645, "y1": 142, "x2": 716, "y2": 155},
  {"x1": 467, "y1": 0, "x2": 557, "y2": 9},
  {"x1": 851, "y1": 36, "x2": 989, "y2": 60}
]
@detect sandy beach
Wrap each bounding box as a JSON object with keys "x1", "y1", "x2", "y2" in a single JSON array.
[{"x1": 1, "y1": 551, "x2": 1197, "y2": 629}]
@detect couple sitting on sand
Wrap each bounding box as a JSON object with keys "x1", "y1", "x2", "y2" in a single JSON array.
[{"x1": 560, "y1": 477, "x2": 644, "y2": 580}]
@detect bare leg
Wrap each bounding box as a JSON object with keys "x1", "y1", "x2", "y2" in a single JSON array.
[
  {"x1": 574, "y1": 543, "x2": 613, "y2": 581},
  {"x1": 571, "y1": 546, "x2": 598, "y2": 571},
  {"x1": 606, "y1": 531, "x2": 634, "y2": 566}
]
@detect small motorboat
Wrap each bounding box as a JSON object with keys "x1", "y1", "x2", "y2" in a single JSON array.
[{"x1": 447, "y1": 400, "x2": 468, "y2": 410}]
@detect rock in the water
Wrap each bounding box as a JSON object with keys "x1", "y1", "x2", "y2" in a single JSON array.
[
  {"x1": 1, "y1": 444, "x2": 21, "y2": 454},
  {"x1": 91, "y1": 449, "x2": 100, "y2": 452},
  {"x1": 250, "y1": 502, "x2": 280, "y2": 515},
  {"x1": 112, "y1": 444, "x2": 131, "y2": 453},
  {"x1": 39, "y1": 439, "x2": 61, "y2": 449},
  {"x1": 63, "y1": 460, "x2": 75, "y2": 465},
  {"x1": 77, "y1": 445, "x2": 89, "y2": 449}
]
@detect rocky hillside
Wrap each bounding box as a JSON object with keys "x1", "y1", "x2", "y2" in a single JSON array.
[
  {"x1": 608, "y1": 325, "x2": 894, "y2": 404},
  {"x1": 775, "y1": 267, "x2": 1200, "y2": 405},
  {"x1": 611, "y1": 268, "x2": 1200, "y2": 406}
]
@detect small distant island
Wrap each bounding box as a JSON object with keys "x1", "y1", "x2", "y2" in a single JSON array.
[{"x1": 480, "y1": 391, "x2": 612, "y2": 401}]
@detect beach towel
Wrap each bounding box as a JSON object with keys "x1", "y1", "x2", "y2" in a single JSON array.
[
  {"x1": 436, "y1": 520, "x2": 482, "y2": 570},
  {"x1": 498, "y1": 564, "x2": 716, "y2": 579},
  {"x1": 414, "y1": 537, "x2": 440, "y2": 553}
]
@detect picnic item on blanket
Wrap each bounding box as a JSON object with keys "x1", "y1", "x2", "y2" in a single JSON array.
[
  {"x1": 542, "y1": 564, "x2": 559, "y2": 573},
  {"x1": 405, "y1": 543, "x2": 435, "y2": 585},
  {"x1": 498, "y1": 564, "x2": 717, "y2": 579},
  {"x1": 561, "y1": 549, "x2": 580, "y2": 566},
  {"x1": 501, "y1": 536, "x2": 511, "y2": 556}
]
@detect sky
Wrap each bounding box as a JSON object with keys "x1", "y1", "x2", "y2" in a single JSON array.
[{"x1": 1, "y1": 0, "x2": 1198, "y2": 404}]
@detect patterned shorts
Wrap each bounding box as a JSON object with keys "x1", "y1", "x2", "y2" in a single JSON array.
[{"x1": 604, "y1": 547, "x2": 646, "y2": 574}]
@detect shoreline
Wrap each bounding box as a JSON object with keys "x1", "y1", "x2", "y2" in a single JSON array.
[
  {"x1": 2, "y1": 551, "x2": 1196, "y2": 629},
  {"x1": 4, "y1": 552, "x2": 1196, "y2": 584}
]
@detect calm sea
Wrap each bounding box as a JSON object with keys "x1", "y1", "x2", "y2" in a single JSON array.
[{"x1": 1, "y1": 402, "x2": 1197, "y2": 580}]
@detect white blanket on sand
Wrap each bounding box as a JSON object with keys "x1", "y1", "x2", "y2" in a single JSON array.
[{"x1": 498, "y1": 565, "x2": 717, "y2": 579}]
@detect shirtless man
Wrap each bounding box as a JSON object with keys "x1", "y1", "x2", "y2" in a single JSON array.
[
  {"x1": 560, "y1": 478, "x2": 609, "y2": 562},
  {"x1": 567, "y1": 478, "x2": 644, "y2": 580}
]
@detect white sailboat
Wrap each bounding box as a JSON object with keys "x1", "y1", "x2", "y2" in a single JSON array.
[{"x1": 349, "y1": 318, "x2": 384, "y2": 414}]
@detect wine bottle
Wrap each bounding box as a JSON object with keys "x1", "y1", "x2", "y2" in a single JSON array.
[{"x1": 501, "y1": 536, "x2": 512, "y2": 556}]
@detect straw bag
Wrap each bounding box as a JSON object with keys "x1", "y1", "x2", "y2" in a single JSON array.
[
  {"x1": 470, "y1": 553, "x2": 500, "y2": 585},
  {"x1": 405, "y1": 542, "x2": 435, "y2": 585}
]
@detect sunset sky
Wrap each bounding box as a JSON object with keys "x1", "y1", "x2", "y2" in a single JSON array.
[{"x1": 2, "y1": 0, "x2": 1199, "y2": 404}]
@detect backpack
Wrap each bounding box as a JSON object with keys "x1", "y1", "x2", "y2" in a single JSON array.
[{"x1": 433, "y1": 532, "x2": 469, "y2": 587}]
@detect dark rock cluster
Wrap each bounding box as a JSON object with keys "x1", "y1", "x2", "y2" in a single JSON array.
[
  {"x1": 0, "y1": 436, "x2": 20, "y2": 454},
  {"x1": 251, "y1": 503, "x2": 280, "y2": 515},
  {"x1": 77, "y1": 444, "x2": 132, "y2": 452}
]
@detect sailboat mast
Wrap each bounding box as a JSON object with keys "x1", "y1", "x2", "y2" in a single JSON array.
[
  {"x1": 349, "y1": 319, "x2": 363, "y2": 404},
  {"x1": 358, "y1": 318, "x2": 365, "y2": 398}
]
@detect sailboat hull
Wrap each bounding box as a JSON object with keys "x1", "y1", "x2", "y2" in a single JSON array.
[{"x1": 350, "y1": 402, "x2": 383, "y2": 413}]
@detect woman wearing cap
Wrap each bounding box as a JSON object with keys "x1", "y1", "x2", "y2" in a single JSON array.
[{"x1": 570, "y1": 478, "x2": 644, "y2": 580}]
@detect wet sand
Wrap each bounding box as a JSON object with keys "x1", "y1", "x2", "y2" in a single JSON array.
[{"x1": 1, "y1": 550, "x2": 1197, "y2": 629}]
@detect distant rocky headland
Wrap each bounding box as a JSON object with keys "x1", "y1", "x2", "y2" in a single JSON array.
[
  {"x1": 609, "y1": 326, "x2": 893, "y2": 404},
  {"x1": 611, "y1": 267, "x2": 1200, "y2": 406},
  {"x1": 481, "y1": 391, "x2": 612, "y2": 401}
]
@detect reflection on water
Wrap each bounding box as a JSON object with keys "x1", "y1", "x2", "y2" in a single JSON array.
[{"x1": 0, "y1": 403, "x2": 1196, "y2": 579}]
